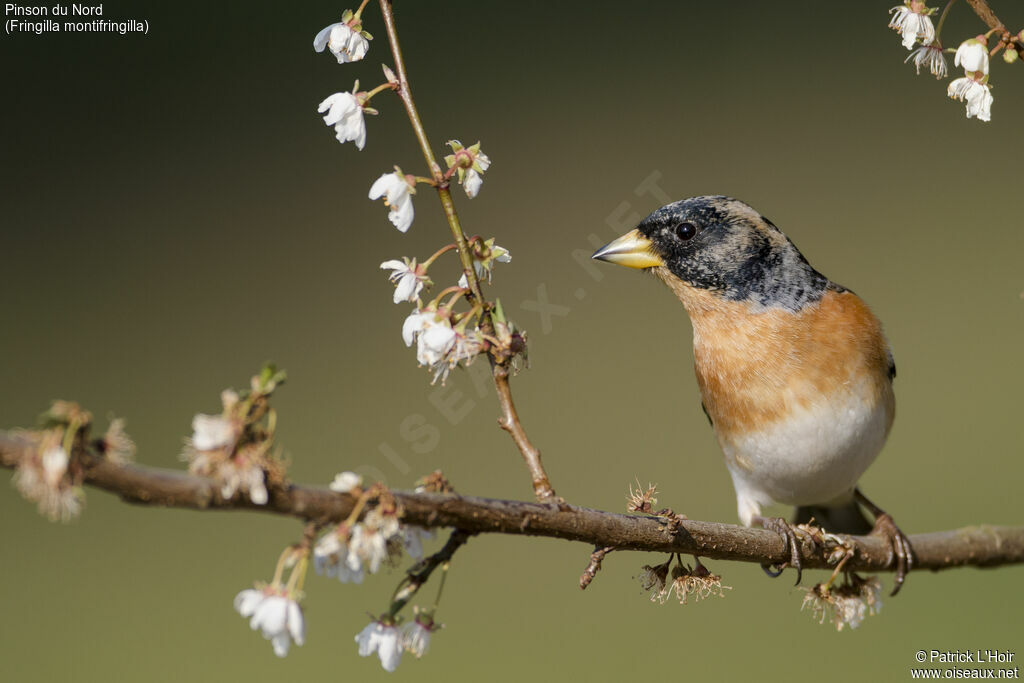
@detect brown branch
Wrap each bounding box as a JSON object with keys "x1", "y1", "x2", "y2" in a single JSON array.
[
  {"x1": 579, "y1": 546, "x2": 616, "y2": 590},
  {"x1": 965, "y1": 0, "x2": 1007, "y2": 33},
  {"x1": 3, "y1": 432, "x2": 1023, "y2": 577},
  {"x1": 492, "y1": 366, "x2": 556, "y2": 502}
]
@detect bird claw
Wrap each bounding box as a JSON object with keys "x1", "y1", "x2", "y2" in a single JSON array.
[
  {"x1": 756, "y1": 516, "x2": 804, "y2": 585},
  {"x1": 871, "y1": 512, "x2": 913, "y2": 596},
  {"x1": 855, "y1": 488, "x2": 914, "y2": 596}
]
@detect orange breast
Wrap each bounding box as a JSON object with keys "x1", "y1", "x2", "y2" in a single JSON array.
[{"x1": 654, "y1": 269, "x2": 894, "y2": 438}]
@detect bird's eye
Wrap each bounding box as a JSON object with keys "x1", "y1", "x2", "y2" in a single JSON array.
[{"x1": 672, "y1": 222, "x2": 698, "y2": 241}]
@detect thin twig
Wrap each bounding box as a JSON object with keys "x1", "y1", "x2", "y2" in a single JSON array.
[
  {"x1": 3, "y1": 432, "x2": 1022, "y2": 575},
  {"x1": 492, "y1": 366, "x2": 556, "y2": 501},
  {"x1": 377, "y1": 0, "x2": 481, "y2": 302},
  {"x1": 389, "y1": 529, "x2": 472, "y2": 618},
  {"x1": 579, "y1": 546, "x2": 616, "y2": 590},
  {"x1": 376, "y1": 0, "x2": 556, "y2": 502},
  {"x1": 934, "y1": 0, "x2": 959, "y2": 43}
]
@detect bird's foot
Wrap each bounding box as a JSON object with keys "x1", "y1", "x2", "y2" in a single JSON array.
[
  {"x1": 855, "y1": 488, "x2": 914, "y2": 596},
  {"x1": 869, "y1": 512, "x2": 913, "y2": 596},
  {"x1": 754, "y1": 515, "x2": 807, "y2": 585}
]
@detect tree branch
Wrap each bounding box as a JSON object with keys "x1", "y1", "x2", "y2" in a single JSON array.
[
  {"x1": 3, "y1": 431, "x2": 1022, "y2": 576},
  {"x1": 965, "y1": 0, "x2": 1006, "y2": 32}
]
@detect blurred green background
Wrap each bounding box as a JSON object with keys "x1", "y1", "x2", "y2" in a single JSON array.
[{"x1": 2, "y1": 1, "x2": 1022, "y2": 681}]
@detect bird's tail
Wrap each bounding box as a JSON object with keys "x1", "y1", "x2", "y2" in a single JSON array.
[{"x1": 794, "y1": 500, "x2": 873, "y2": 535}]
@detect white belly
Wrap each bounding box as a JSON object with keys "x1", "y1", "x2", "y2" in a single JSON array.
[{"x1": 722, "y1": 377, "x2": 893, "y2": 526}]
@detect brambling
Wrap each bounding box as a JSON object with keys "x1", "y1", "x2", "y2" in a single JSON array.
[{"x1": 593, "y1": 196, "x2": 913, "y2": 594}]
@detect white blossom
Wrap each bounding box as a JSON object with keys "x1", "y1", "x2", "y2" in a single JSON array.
[
  {"x1": 329, "y1": 471, "x2": 363, "y2": 493},
  {"x1": 41, "y1": 446, "x2": 69, "y2": 488},
  {"x1": 187, "y1": 431, "x2": 268, "y2": 504},
  {"x1": 313, "y1": 530, "x2": 341, "y2": 574},
  {"x1": 463, "y1": 169, "x2": 484, "y2": 198},
  {"x1": 318, "y1": 91, "x2": 367, "y2": 150},
  {"x1": 474, "y1": 150, "x2": 491, "y2": 172},
  {"x1": 367, "y1": 507, "x2": 401, "y2": 536},
  {"x1": 430, "y1": 327, "x2": 484, "y2": 385},
  {"x1": 314, "y1": 21, "x2": 369, "y2": 64},
  {"x1": 954, "y1": 38, "x2": 990, "y2": 75},
  {"x1": 905, "y1": 44, "x2": 947, "y2": 78},
  {"x1": 218, "y1": 458, "x2": 269, "y2": 505},
  {"x1": 402, "y1": 310, "x2": 456, "y2": 366},
  {"x1": 380, "y1": 259, "x2": 428, "y2": 304},
  {"x1": 339, "y1": 547, "x2": 366, "y2": 582},
  {"x1": 888, "y1": 3, "x2": 935, "y2": 50},
  {"x1": 445, "y1": 141, "x2": 491, "y2": 198},
  {"x1": 462, "y1": 150, "x2": 489, "y2": 198},
  {"x1": 363, "y1": 508, "x2": 401, "y2": 556},
  {"x1": 418, "y1": 324, "x2": 457, "y2": 366},
  {"x1": 349, "y1": 523, "x2": 390, "y2": 574},
  {"x1": 369, "y1": 172, "x2": 416, "y2": 233},
  {"x1": 832, "y1": 594, "x2": 868, "y2": 631},
  {"x1": 402, "y1": 310, "x2": 430, "y2": 347},
  {"x1": 947, "y1": 77, "x2": 993, "y2": 121},
  {"x1": 313, "y1": 528, "x2": 364, "y2": 583},
  {"x1": 14, "y1": 441, "x2": 83, "y2": 522},
  {"x1": 800, "y1": 578, "x2": 884, "y2": 631},
  {"x1": 356, "y1": 621, "x2": 403, "y2": 672},
  {"x1": 234, "y1": 588, "x2": 264, "y2": 619},
  {"x1": 234, "y1": 588, "x2": 305, "y2": 657},
  {"x1": 191, "y1": 414, "x2": 236, "y2": 451},
  {"x1": 401, "y1": 619, "x2": 433, "y2": 658},
  {"x1": 860, "y1": 577, "x2": 884, "y2": 615}
]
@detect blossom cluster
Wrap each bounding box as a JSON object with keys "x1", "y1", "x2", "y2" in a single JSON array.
[
  {"x1": 637, "y1": 558, "x2": 730, "y2": 605},
  {"x1": 312, "y1": 7, "x2": 513, "y2": 383},
  {"x1": 888, "y1": 1, "x2": 1019, "y2": 122},
  {"x1": 182, "y1": 366, "x2": 287, "y2": 505},
  {"x1": 402, "y1": 307, "x2": 484, "y2": 384},
  {"x1": 13, "y1": 432, "x2": 82, "y2": 522},
  {"x1": 232, "y1": 469, "x2": 440, "y2": 669},
  {"x1": 948, "y1": 38, "x2": 993, "y2": 122},
  {"x1": 312, "y1": 473, "x2": 433, "y2": 583},
  {"x1": 379, "y1": 237, "x2": 513, "y2": 383},
  {"x1": 12, "y1": 402, "x2": 135, "y2": 523},
  {"x1": 356, "y1": 614, "x2": 438, "y2": 672},
  {"x1": 800, "y1": 575, "x2": 884, "y2": 631},
  {"x1": 314, "y1": 16, "x2": 491, "y2": 230}
]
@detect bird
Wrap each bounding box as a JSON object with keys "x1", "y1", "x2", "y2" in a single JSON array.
[{"x1": 592, "y1": 195, "x2": 913, "y2": 594}]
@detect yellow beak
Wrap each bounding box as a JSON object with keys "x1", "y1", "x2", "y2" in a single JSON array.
[{"x1": 591, "y1": 229, "x2": 664, "y2": 269}]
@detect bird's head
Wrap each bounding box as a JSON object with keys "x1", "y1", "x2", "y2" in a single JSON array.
[{"x1": 592, "y1": 196, "x2": 830, "y2": 312}]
